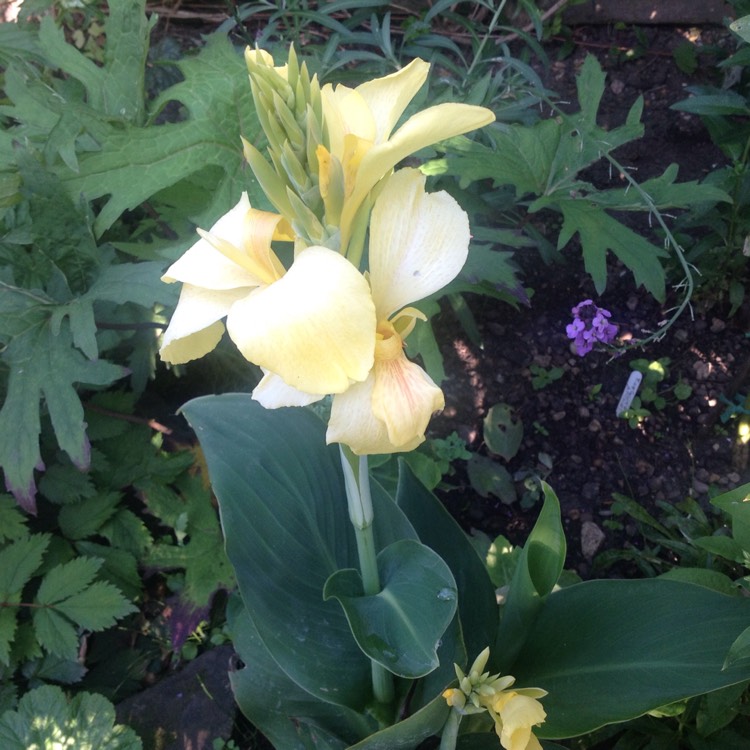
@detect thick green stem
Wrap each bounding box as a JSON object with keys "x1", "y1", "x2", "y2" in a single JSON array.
[
  {"x1": 439, "y1": 710, "x2": 461, "y2": 750},
  {"x1": 339, "y1": 447, "x2": 395, "y2": 706}
]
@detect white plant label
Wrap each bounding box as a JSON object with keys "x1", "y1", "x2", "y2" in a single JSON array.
[{"x1": 616, "y1": 370, "x2": 643, "y2": 416}]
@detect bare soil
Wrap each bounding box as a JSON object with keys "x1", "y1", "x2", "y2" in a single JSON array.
[{"x1": 432, "y1": 23, "x2": 750, "y2": 576}]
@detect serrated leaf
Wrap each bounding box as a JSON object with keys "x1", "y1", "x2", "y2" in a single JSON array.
[
  {"x1": 584, "y1": 163, "x2": 732, "y2": 210},
  {"x1": 58, "y1": 492, "x2": 122, "y2": 540},
  {"x1": 62, "y1": 33, "x2": 265, "y2": 235},
  {"x1": 0, "y1": 609, "x2": 17, "y2": 667},
  {"x1": 0, "y1": 684, "x2": 142, "y2": 750},
  {"x1": 0, "y1": 534, "x2": 50, "y2": 598},
  {"x1": 53, "y1": 581, "x2": 137, "y2": 630},
  {"x1": 31, "y1": 607, "x2": 79, "y2": 661},
  {"x1": 0, "y1": 497, "x2": 28, "y2": 543},
  {"x1": 36, "y1": 557, "x2": 102, "y2": 606},
  {"x1": 0, "y1": 313, "x2": 127, "y2": 512},
  {"x1": 557, "y1": 198, "x2": 667, "y2": 301}
]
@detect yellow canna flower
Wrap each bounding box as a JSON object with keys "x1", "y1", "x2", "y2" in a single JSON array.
[
  {"x1": 252, "y1": 168, "x2": 469, "y2": 452},
  {"x1": 319, "y1": 58, "x2": 495, "y2": 257},
  {"x1": 443, "y1": 648, "x2": 547, "y2": 750},
  {"x1": 325, "y1": 167, "x2": 469, "y2": 454},
  {"x1": 159, "y1": 193, "x2": 376, "y2": 395}
]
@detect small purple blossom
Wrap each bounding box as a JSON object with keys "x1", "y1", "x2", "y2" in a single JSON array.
[{"x1": 566, "y1": 299, "x2": 618, "y2": 356}]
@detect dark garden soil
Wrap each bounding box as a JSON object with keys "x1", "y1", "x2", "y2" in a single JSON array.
[{"x1": 432, "y1": 23, "x2": 750, "y2": 577}]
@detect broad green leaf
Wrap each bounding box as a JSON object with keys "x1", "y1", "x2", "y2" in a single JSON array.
[
  {"x1": 75, "y1": 541, "x2": 142, "y2": 602},
  {"x1": 467, "y1": 454, "x2": 516, "y2": 503},
  {"x1": 396, "y1": 462, "x2": 499, "y2": 663},
  {"x1": 180, "y1": 394, "x2": 418, "y2": 710},
  {"x1": 483, "y1": 403, "x2": 523, "y2": 461},
  {"x1": 36, "y1": 556, "x2": 101, "y2": 605},
  {"x1": 324, "y1": 539, "x2": 457, "y2": 678},
  {"x1": 692, "y1": 535, "x2": 746, "y2": 564},
  {"x1": 348, "y1": 695, "x2": 450, "y2": 750},
  {"x1": 658, "y1": 567, "x2": 738, "y2": 596},
  {"x1": 711, "y1": 482, "x2": 750, "y2": 552},
  {"x1": 671, "y1": 87, "x2": 750, "y2": 117},
  {"x1": 0, "y1": 684, "x2": 142, "y2": 750},
  {"x1": 62, "y1": 33, "x2": 265, "y2": 235},
  {"x1": 556, "y1": 198, "x2": 667, "y2": 300},
  {"x1": 510, "y1": 579, "x2": 750, "y2": 738},
  {"x1": 495, "y1": 486, "x2": 565, "y2": 673},
  {"x1": 731, "y1": 14, "x2": 750, "y2": 44},
  {"x1": 227, "y1": 595, "x2": 376, "y2": 750},
  {"x1": 724, "y1": 625, "x2": 750, "y2": 669}
]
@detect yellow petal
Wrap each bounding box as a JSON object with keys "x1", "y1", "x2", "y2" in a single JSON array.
[
  {"x1": 339, "y1": 103, "x2": 494, "y2": 250},
  {"x1": 163, "y1": 194, "x2": 264, "y2": 290},
  {"x1": 354, "y1": 58, "x2": 430, "y2": 143},
  {"x1": 327, "y1": 374, "x2": 420, "y2": 455},
  {"x1": 321, "y1": 85, "x2": 376, "y2": 158},
  {"x1": 226, "y1": 247, "x2": 375, "y2": 394},
  {"x1": 371, "y1": 343, "x2": 444, "y2": 449},
  {"x1": 244, "y1": 47, "x2": 288, "y2": 79},
  {"x1": 159, "y1": 284, "x2": 248, "y2": 364},
  {"x1": 252, "y1": 370, "x2": 324, "y2": 408},
  {"x1": 368, "y1": 168, "x2": 470, "y2": 318}
]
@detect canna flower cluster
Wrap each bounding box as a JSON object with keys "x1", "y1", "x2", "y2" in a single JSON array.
[
  {"x1": 443, "y1": 648, "x2": 547, "y2": 750},
  {"x1": 159, "y1": 47, "x2": 495, "y2": 454},
  {"x1": 565, "y1": 299, "x2": 618, "y2": 356}
]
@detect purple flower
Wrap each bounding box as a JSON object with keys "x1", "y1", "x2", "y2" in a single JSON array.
[{"x1": 566, "y1": 300, "x2": 618, "y2": 356}]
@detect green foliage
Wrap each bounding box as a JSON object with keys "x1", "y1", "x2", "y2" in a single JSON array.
[
  {"x1": 669, "y1": 14, "x2": 750, "y2": 313},
  {"x1": 0, "y1": 1, "x2": 267, "y2": 511},
  {"x1": 0, "y1": 684, "x2": 142, "y2": 750},
  {"x1": 619, "y1": 357, "x2": 693, "y2": 429},
  {"x1": 185, "y1": 395, "x2": 750, "y2": 748},
  {"x1": 0, "y1": 396, "x2": 233, "y2": 715},
  {"x1": 426, "y1": 55, "x2": 731, "y2": 303},
  {"x1": 529, "y1": 363, "x2": 564, "y2": 391}
]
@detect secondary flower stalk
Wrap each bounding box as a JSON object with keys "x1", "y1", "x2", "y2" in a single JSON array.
[{"x1": 442, "y1": 648, "x2": 547, "y2": 750}]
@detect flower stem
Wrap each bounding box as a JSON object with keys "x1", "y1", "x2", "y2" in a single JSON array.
[
  {"x1": 439, "y1": 710, "x2": 461, "y2": 750},
  {"x1": 339, "y1": 447, "x2": 395, "y2": 706}
]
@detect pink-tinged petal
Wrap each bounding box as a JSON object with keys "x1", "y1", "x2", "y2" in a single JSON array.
[
  {"x1": 226, "y1": 247, "x2": 376, "y2": 395},
  {"x1": 159, "y1": 284, "x2": 247, "y2": 364},
  {"x1": 354, "y1": 58, "x2": 430, "y2": 143},
  {"x1": 371, "y1": 341, "x2": 445, "y2": 450},
  {"x1": 368, "y1": 168, "x2": 470, "y2": 318},
  {"x1": 252, "y1": 370, "x2": 324, "y2": 408},
  {"x1": 327, "y1": 374, "x2": 424, "y2": 455}
]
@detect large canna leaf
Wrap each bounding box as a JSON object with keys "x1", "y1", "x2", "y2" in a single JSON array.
[
  {"x1": 181, "y1": 394, "x2": 418, "y2": 711},
  {"x1": 509, "y1": 578, "x2": 750, "y2": 738},
  {"x1": 226, "y1": 595, "x2": 375, "y2": 750}
]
